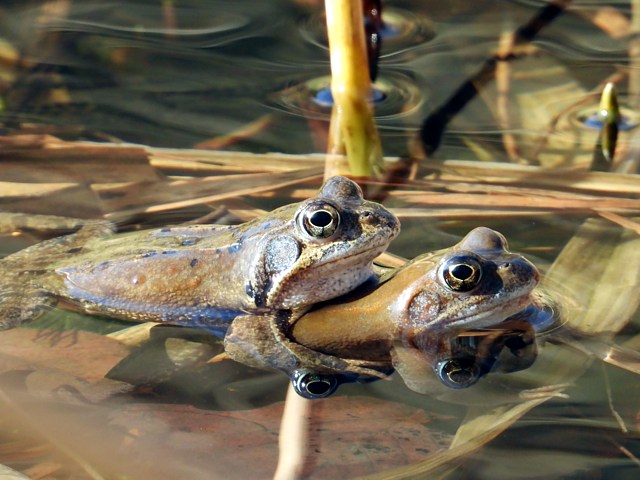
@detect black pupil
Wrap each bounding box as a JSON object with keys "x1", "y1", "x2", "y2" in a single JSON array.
[
  {"x1": 306, "y1": 379, "x2": 331, "y2": 396},
  {"x1": 309, "y1": 210, "x2": 333, "y2": 228},
  {"x1": 450, "y1": 264, "x2": 474, "y2": 281}
]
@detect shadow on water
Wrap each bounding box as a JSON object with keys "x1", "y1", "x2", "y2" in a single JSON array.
[{"x1": 1, "y1": 1, "x2": 640, "y2": 479}]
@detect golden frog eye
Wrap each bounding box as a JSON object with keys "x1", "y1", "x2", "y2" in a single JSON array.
[
  {"x1": 299, "y1": 201, "x2": 341, "y2": 239},
  {"x1": 441, "y1": 255, "x2": 482, "y2": 292}
]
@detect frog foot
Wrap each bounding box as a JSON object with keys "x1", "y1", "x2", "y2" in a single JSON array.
[{"x1": 0, "y1": 221, "x2": 114, "y2": 330}]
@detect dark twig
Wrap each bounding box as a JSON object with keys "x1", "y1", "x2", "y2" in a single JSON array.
[
  {"x1": 363, "y1": 0, "x2": 383, "y2": 82},
  {"x1": 419, "y1": 0, "x2": 573, "y2": 156}
]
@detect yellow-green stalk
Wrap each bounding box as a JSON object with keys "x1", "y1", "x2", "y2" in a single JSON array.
[
  {"x1": 598, "y1": 82, "x2": 620, "y2": 163},
  {"x1": 324, "y1": 0, "x2": 383, "y2": 177}
]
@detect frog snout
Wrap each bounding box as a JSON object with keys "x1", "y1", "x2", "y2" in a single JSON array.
[
  {"x1": 361, "y1": 209, "x2": 400, "y2": 233},
  {"x1": 498, "y1": 256, "x2": 540, "y2": 285}
]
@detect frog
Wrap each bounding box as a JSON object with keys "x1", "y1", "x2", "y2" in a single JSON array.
[
  {"x1": 0, "y1": 176, "x2": 400, "y2": 341},
  {"x1": 223, "y1": 227, "x2": 540, "y2": 398}
]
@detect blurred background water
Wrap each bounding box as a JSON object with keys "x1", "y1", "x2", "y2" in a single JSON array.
[{"x1": 0, "y1": 0, "x2": 630, "y2": 155}]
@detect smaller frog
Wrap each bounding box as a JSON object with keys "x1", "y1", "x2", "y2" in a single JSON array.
[
  {"x1": 0, "y1": 176, "x2": 399, "y2": 339},
  {"x1": 224, "y1": 227, "x2": 540, "y2": 397}
]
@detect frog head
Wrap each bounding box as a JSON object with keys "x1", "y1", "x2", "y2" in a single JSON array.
[
  {"x1": 390, "y1": 227, "x2": 540, "y2": 391},
  {"x1": 246, "y1": 176, "x2": 400, "y2": 309}
]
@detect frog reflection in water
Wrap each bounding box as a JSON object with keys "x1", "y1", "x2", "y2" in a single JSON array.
[
  {"x1": 0, "y1": 177, "x2": 400, "y2": 368},
  {"x1": 224, "y1": 227, "x2": 540, "y2": 398}
]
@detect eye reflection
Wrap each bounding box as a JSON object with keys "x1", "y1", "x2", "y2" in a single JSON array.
[
  {"x1": 435, "y1": 358, "x2": 481, "y2": 388},
  {"x1": 292, "y1": 369, "x2": 338, "y2": 399}
]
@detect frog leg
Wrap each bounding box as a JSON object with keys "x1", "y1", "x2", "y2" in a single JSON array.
[
  {"x1": 70, "y1": 220, "x2": 116, "y2": 241},
  {"x1": 224, "y1": 314, "x2": 297, "y2": 372},
  {"x1": 224, "y1": 312, "x2": 392, "y2": 379},
  {"x1": 3, "y1": 221, "x2": 115, "y2": 266},
  {"x1": 272, "y1": 315, "x2": 393, "y2": 378},
  {"x1": 0, "y1": 274, "x2": 57, "y2": 330},
  {"x1": 0, "y1": 221, "x2": 114, "y2": 330}
]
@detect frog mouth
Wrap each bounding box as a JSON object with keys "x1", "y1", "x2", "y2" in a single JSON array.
[
  {"x1": 267, "y1": 244, "x2": 391, "y2": 308},
  {"x1": 443, "y1": 292, "x2": 536, "y2": 331},
  {"x1": 339, "y1": 243, "x2": 388, "y2": 261},
  {"x1": 305, "y1": 243, "x2": 389, "y2": 276},
  {"x1": 316, "y1": 222, "x2": 399, "y2": 265}
]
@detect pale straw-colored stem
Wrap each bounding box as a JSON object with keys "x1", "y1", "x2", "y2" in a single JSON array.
[
  {"x1": 273, "y1": 384, "x2": 311, "y2": 480},
  {"x1": 324, "y1": 0, "x2": 383, "y2": 178}
]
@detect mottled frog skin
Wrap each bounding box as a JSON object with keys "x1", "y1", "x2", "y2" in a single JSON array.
[
  {"x1": 0, "y1": 176, "x2": 399, "y2": 331},
  {"x1": 224, "y1": 227, "x2": 540, "y2": 395}
]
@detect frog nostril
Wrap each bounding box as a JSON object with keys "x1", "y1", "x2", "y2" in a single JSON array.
[{"x1": 360, "y1": 210, "x2": 378, "y2": 225}]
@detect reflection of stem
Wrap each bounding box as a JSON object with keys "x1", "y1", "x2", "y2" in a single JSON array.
[
  {"x1": 162, "y1": 0, "x2": 177, "y2": 39},
  {"x1": 273, "y1": 384, "x2": 311, "y2": 480},
  {"x1": 495, "y1": 30, "x2": 520, "y2": 163},
  {"x1": 324, "y1": 0, "x2": 383, "y2": 178}
]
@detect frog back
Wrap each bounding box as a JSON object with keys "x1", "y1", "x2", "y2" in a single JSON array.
[{"x1": 48, "y1": 224, "x2": 270, "y2": 323}]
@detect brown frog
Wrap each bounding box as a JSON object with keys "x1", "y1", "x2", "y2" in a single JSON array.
[
  {"x1": 224, "y1": 227, "x2": 540, "y2": 398},
  {"x1": 0, "y1": 176, "x2": 400, "y2": 341}
]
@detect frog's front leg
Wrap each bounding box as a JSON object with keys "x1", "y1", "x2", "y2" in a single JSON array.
[{"x1": 223, "y1": 313, "x2": 392, "y2": 398}]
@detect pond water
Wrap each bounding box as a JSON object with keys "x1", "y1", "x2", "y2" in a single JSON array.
[{"x1": 1, "y1": 1, "x2": 640, "y2": 479}]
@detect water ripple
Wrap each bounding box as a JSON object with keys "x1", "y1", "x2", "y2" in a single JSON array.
[{"x1": 266, "y1": 72, "x2": 424, "y2": 125}]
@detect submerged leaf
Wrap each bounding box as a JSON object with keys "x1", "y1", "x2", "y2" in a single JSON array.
[{"x1": 543, "y1": 218, "x2": 640, "y2": 335}]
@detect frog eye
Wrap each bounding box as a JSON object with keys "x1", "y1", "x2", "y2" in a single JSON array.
[
  {"x1": 299, "y1": 201, "x2": 341, "y2": 239},
  {"x1": 441, "y1": 255, "x2": 482, "y2": 292},
  {"x1": 292, "y1": 369, "x2": 338, "y2": 399}
]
